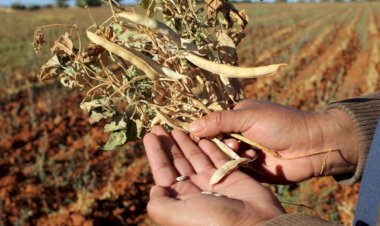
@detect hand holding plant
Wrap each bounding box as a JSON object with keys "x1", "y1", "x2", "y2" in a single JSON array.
[{"x1": 190, "y1": 99, "x2": 359, "y2": 183}]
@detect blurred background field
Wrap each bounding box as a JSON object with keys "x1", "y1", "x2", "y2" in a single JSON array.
[{"x1": 1, "y1": 1, "x2": 380, "y2": 225}]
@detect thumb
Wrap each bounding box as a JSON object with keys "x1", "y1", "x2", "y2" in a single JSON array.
[{"x1": 189, "y1": 110, "x2": 255, "y2": 137}]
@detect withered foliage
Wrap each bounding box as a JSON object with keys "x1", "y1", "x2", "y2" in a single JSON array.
[{"x1": 33, "y1": 0, "x2": 283, "y2": 150}]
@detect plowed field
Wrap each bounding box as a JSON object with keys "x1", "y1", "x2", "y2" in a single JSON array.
[{"x1": 1, "y1": 3, "x2": 379, "y2": 225}]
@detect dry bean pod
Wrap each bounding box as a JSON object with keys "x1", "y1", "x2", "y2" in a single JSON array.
[
  {"x1": 186, "y1": 52, "x2": 286, "y2": 79},
  {"x1": 87, "y1": 31, "x2": 163, "y2": 80},
  {"x1": 117, "y1": 12, "x2": 181, "y2": 45},
  {"x1": 212, "y1": 138, "x2": 241, "y2": 160},
  {"x1": 210, "y1": 158, "x2": 250, "y2": 186}
]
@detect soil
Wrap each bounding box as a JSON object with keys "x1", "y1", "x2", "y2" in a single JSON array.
[{"x1": 0, "y1": 80, "x2": 154, "y2": 225}]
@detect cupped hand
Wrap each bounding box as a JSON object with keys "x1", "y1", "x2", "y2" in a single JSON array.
[
  {"x1": 143, "y1": 126, "x2": 285, "y2": 226},
  {"x1": 189, "y1": 99, "x2": 359, "y2": 183}
]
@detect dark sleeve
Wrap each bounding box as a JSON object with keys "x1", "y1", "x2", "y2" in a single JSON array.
[
  {"x1": 265, "y1": 213, "x2": 341, "y2": 226},
  {"x1": 324, "y1": 92, "x2": 380, "y2": 184}
]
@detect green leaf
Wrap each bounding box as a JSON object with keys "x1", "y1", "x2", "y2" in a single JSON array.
[
  {"x1": 89, "y1": 109, "x2": 115, "y2": 124},
  {"x1": 112, "y1": 23, "x2": 134, "y2": 41},
  {"x1": 104, "y1": 118, "x2": 127, "y2": 132},
  {"x1": 63, "y1": 65, "x2": 76, "y2": 76},
  {"x1": 124, "y1": 119, "x2": 146, "y2": 141},
  {"x1": 80, "y1": 98, "x2": 115, "y2": 124},
  {"x1": 80, "y1": 98, "x2": 110, "y2": 113},
  {"x1": 102, "y1": 131, "x2": 127, "y2": 151}
]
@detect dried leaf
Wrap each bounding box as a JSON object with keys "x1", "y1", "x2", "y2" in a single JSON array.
[
  {"x1": 205, "y1": 0, "x2": 223, "y2": 20},
  {"x1": 51, "y1": 32, "x2": 75, "y2": 56},
  {"x1": 229, "y1": 10, "x2": 248, "y2": 29},
  {"x1": 138, "y1": 0, "x2": 156, "y2": 15},
  {"x1": 33, "y1": 27, "x2": 46, "y2": 55},
  {"x1": 216, "y1": 31, "x2": 237, "y2": 64},
  {"x1": 60, "y1": 75, "x2": 75, "y2": 88},
  {"x1": 134, "y1": 119, "x2": 144, "y2": 138},
  {"x1": 37, "y1": 55, "x2": 61, "y2": 81},
  {"x1": 76, "y1": 43, "x2": 105, "y2": 63}
]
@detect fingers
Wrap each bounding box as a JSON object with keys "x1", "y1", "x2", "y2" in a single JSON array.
[
  {"x1": 224, "y1": 138, "x2": 239, "y2": 151},
  {"x1": 149, "y1": 185, "x2": 172, "y2": 199},
  {"x1": 172, "y1": 129, "x2": 214, "y2": 174},
  {"x1": 151, "y1": 126, "x2": 194, "y2": 177},
  {"x1": 233, "y1": 99, "x2": 260, "y2": 110},
  {"x1": 198, "y1": 140, "x2": 229, "y2": 168},
  {"x1": 189, "y1": 110, "x2": 255, "y2": 138},
  {"x1": 143, "y1": 133, "x2": 177, "y2": 187},
  {"x1": 242, "y1": 149, "x2": 258, "y2": 159}
]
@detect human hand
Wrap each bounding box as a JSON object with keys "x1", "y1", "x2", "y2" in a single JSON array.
[
  {"x1": 143, "y1": 126, "x2": 285, "y2": 226},
  {"x1": 189, "y1": 99, "x2": 359, "y2": 183}
]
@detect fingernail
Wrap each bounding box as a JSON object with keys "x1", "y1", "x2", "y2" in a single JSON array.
[
  {"x1": 224, "y1": 139, "x2": 238, "y2": 150},
  {"x1": 190, "y1": 134, "x2": 201, "y2": 143},
  {"x1": 189, "y1": 121, "x2": 203, "y2": 134}
]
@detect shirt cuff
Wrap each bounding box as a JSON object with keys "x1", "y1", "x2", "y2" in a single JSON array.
[
  {"x1": 265, "y1": 213, "x2": 341, "y2": 226},
  {"x1": 324, "y1": 92, "x2": 380, "y2": 185}
]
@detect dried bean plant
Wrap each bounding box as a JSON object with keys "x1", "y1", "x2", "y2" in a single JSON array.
[{"x1": 34, "y1": 0, "x2": 331, "y2": 187}]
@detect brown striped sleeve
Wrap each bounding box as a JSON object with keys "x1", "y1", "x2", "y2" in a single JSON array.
[
  {"x1": 324, "y1": 92, "x2": 380, "y2": 185},
  {"x1": 265, "y1": 213, "x2": 341, "y2": 226}
]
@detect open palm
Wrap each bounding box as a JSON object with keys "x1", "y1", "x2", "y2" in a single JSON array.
[{"x1": 143, "y1": 126, "x2": 284, "y2": 226}]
